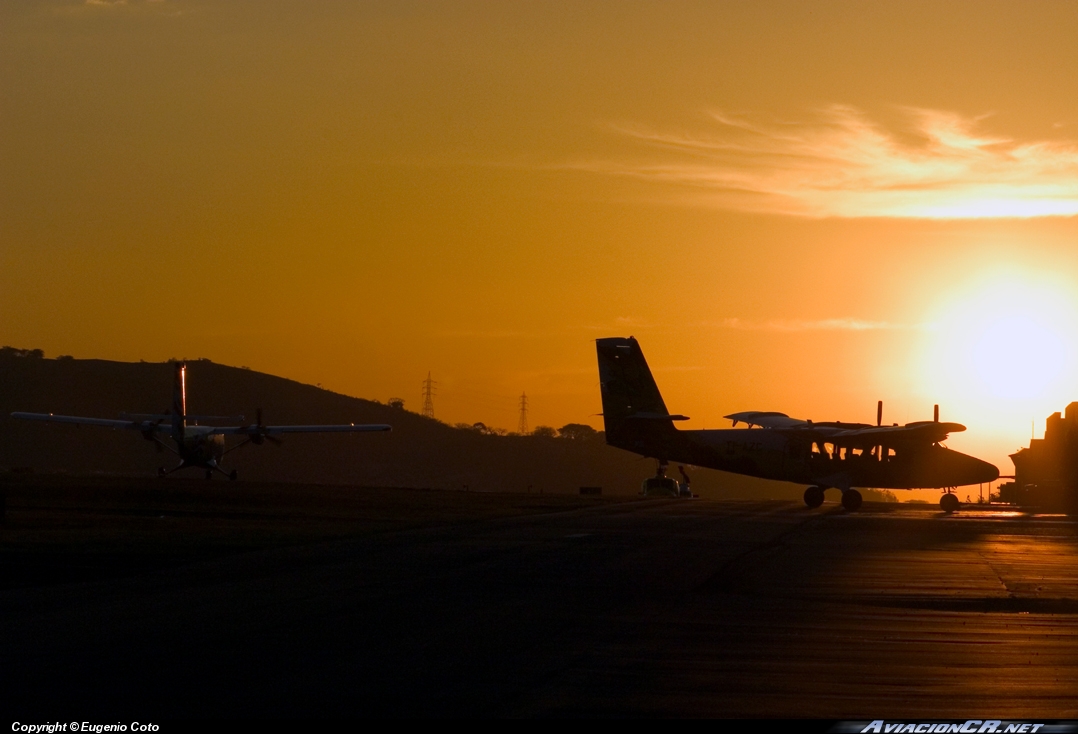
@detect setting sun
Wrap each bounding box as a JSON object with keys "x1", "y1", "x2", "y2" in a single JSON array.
[{"x1": 919, "y1": 272, "x2": 1078, "y2": 442}]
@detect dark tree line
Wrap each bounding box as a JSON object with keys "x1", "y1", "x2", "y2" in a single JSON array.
[
  {"x1": 0, "y1": 347, "x2": 44, "y2": 359},
  {"x1": 456, "y1": 421, "x2": 604, "y2": 441}
]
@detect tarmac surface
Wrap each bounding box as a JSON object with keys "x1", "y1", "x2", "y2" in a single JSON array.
[{"x1": 2, "y1": 478, "x2": 1078, "y2": 718}]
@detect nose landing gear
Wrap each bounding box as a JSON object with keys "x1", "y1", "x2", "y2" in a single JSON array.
[{"x1": 940, "y1": 491, "x2": 960, "y2": 513}]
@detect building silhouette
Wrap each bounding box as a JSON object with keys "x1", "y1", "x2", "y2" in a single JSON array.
[{"x1": 1006, "y1": 402, "x2": 1078, "y2": 512}]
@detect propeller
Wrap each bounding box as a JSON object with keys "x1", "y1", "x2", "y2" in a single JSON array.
[
  {"x1": 934, "y1": 404, "x2": 939, "y2": 423},
  {"x1": 250, "y1": 408, "x2": 283, "y2": 446},
  {"x1": 138, "y1": 419, "x2": 165, "y2": 452},
  {"x1": 877, "y1": 400, "x2": 882, "y2": 427}
]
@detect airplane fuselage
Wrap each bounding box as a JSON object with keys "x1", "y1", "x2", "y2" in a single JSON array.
[
  {"x1": 176, "y1": 427, "x2": 226, "y2": 468},
  {"x1": 608, "y1": 423, "x2": 998, "y2": 490}
]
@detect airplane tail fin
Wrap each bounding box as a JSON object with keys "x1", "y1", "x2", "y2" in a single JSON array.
[
  {"x1": 595, "y1": 337, "x2": 686, "y2": 449},
  {"x1": 171, "y1": 362, "x2": 187, "y2": 439}
]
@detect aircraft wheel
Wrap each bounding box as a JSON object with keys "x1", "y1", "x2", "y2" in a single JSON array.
[
  {"x1": 229, "y1": 470, "x2": 238, "y2": 481},
  {"x1": 841, "y1": 489, "x2": 863, "y2": 511},
  {"x1": 940, "y1": 493, "x2": 960, "y2": 513},
  {"x1": 804, "y1": 486, "x2": 824, "y2": 508}
]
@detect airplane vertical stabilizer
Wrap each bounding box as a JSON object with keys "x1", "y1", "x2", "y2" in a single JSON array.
[
  {"x1": 171, "y1": 361, "x2": 186, "y2": 439},
  {"x1": 596, "y1": 337, "x2": 684, "y2": 451}
]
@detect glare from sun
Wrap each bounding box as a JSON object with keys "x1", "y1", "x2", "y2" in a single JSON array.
[
  {"x1": 969, "y1": 314, "x2": 1068, "y2": 400},
  {"x1": 920, "y1": 273, "x2": 1078, "y2": 430}
]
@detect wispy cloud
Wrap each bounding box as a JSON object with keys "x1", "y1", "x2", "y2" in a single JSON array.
[
  {"x1": 438, "y1": 329, "x2": 535, "y2": 339},
  {"x1": 572, "y1": 106, "x2": 1078, "y2": 219},
  {"x1": 54, "y1": 0, "x2": 184, "y2": 16},
  {"x1": 441, "y1": 317, "x2": 907, "y2": 339},
  {"x1": 714, "y1": 317, "x2": 904, "y2": 332}
]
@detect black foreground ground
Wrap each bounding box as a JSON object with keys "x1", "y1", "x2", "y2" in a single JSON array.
[{"x1": 2, "y1": 477, "x2": 1077, "y2": 718}]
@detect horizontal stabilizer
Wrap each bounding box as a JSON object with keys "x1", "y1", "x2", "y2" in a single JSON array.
[
  {"x1": 120, "y1": 412, "x2": 246, "y2": 422},
  {"x1": 211, "y1": 423, "x2": 392, "y2": 435},
  {"x1": 625, "y1": 412, "x2": 690, "y2": 421}
]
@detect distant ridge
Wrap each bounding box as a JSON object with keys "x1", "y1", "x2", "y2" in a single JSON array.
[{"x1": 0, "y1": 353, "x2": 808, "y2": 498}]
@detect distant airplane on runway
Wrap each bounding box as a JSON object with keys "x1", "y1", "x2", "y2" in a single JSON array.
[
  {"x1": 12, "y1": 361, "x2": 391, "y2": 480},
  {"x1": 596, "y1": 337, "x2": 998, "y2": 512}
]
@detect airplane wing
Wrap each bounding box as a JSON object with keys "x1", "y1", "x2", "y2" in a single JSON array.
[
  {"x1": 832, "y1": 421, "x2": 966, "y2": 445},
  {"x1": 209, "y1": 423, "x2": 392, "y2": 436},
  {"x1": 11, "y1": 412, "x2": 174, "y2": 433},
  {"x1": 724, "y1": 411, "x2": 875, "y2": 431},
  {"x1": 13, "y1": 413, "x2": 390, "y2": 435},
  {"x1": 725, "y1": 411, "x2": 809, "y2": 429},
  {"x1": 724, "y1": 411, "x2": 960, "y2": 442}
]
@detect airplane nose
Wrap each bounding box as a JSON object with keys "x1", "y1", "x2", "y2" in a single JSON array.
[
  {"x1": 969, "y1": 456, "x2": 1000, "y2": 485},
  {"x1": 941, "y1": 449, "x2": 999, "y2": 486}
]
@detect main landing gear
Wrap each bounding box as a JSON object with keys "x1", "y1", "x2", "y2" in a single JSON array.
[
  {"x1": 803, "y1": 486, "x2": 863, "y2": 511},
  {"x1": 939, "y1": 491, "x2": 960, "y2": 513},
  {"x1": 641, "y1": 461, "x2": 692, "y2": 497},
  {"x1": 156, "y1": 464, "x2": 238, "y2": 481},
  {"x1": 803, "y1": 485, "x2": 824, "y2": 508},
  {"x1": 841, "y1": 489, "x2": 863, "y2": 511}
]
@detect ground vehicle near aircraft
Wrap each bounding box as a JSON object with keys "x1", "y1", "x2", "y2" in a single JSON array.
[
  {"x1": 596, "y1": 337, "x2": 998, "y2": 512},
  {"x1": 12, "y1": 361, "x2": 391, "y2": 479}
]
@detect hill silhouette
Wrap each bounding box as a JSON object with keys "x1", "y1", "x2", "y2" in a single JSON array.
[{"x1": 0, "y1": 352, "x2": 816, "y2": 499}]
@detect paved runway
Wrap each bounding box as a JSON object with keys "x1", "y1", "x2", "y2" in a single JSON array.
[{"x1": 3, "y1": 493, "x2": 1077, "y2": 718}]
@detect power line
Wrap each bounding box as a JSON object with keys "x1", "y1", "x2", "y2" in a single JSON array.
[
  {"x1": 421, "y1": 372, "x2": 437, "y2": 419},
  {"x1": 518, "y1": 391, "x2": 529, "y2": 435}
]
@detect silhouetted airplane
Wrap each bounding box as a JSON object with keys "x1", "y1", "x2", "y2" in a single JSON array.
[
  {"x1": 596, "y1": 337, "x2": 998, "y2": 512},
  {"x1": 12, "y1": 361, "x2": 391, "y2": 480}
]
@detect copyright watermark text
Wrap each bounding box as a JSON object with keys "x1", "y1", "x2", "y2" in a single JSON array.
[{"x1": 12, "y1": 725, "x2": 158, "y2": 734}]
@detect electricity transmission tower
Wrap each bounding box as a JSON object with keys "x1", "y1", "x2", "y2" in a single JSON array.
[
  {"x1": 518, "y1": 391, "x2": 529, "y2": 435},
  {"x1": 421, "y1": 372, "x2": 437, "y2": 419}
]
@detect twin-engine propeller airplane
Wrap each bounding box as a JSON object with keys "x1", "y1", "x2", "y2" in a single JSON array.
[
  {"x1": 596, "y1": 337, "x2": 998, "y2": 512},
  {"x1": 12, "y1": 361, "x2": 391, "y2": 480}
]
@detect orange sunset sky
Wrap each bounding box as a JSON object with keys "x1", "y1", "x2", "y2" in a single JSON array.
[{"x1": 5, "y1": 1, "x2": 1078, "y2": 481}]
